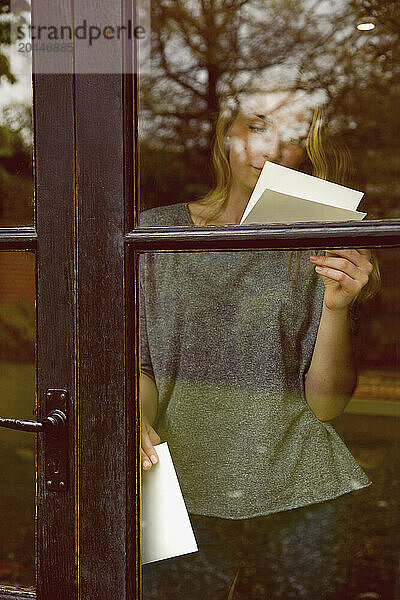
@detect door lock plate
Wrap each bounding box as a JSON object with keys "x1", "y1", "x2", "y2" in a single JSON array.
[{"x1": 44, "y1": 389, "x2": 69, "y2": 492}]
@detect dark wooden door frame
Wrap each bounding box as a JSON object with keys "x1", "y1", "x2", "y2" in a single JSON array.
[
  {"x1": 0, "y1": 0, "x2": 140, "y2": 597},
  {"x1": 0, "y1": 0, "x2": 76, "y2": 597}
]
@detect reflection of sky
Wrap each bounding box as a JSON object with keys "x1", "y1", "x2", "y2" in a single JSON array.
[
  {"x1": 0, "y1": 48, "x2": 32, "y2": 109},
  {"x1": 0, "y1": 6, "x2": 32, "y2": 111}
]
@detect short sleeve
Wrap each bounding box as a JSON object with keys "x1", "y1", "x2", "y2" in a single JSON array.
[{"x1": 139, "y1": 262, "x2": 155, "y2": 381}]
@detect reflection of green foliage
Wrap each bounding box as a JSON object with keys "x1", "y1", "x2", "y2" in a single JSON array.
[
  {"x1": 0, "y1": 301, "x2": 35, "y2": 363},
  {"x1": 0, "y1": 0, "x2": 33, "y2": 224},
  {"x1": 140, "y1": 141, "x2": 209, "y2": 211},
  {"x1": 0, "y1": 105, "x2": 33, "y2": 224},
  {"x1": 0, "y1": 362, "x2": 35, "y2": 587}
]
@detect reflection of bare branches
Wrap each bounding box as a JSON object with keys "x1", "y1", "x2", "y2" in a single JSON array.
[
  {"x1": 138, "y1": 0, "x2": 400, "y2": 224},
  {"x1": 144, "y1": 0, "x2": 331, "y2": 151},
  {"x1": 141, "y1": 0, "x2": 398, "y2": 163},
  {"x1": 158, "y1": 1, "x2": 203, "y2": 54},
  {"x1": 361, "y1": 0, "x2": 400, "y2": 34},
  {"x1": 155, "y1": 37, "x2": 206, "y2": 98}
]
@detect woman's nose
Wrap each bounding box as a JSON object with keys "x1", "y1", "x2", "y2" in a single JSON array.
[{"x1": 263, "y1": 132, "x2": 280, "y2": 161}]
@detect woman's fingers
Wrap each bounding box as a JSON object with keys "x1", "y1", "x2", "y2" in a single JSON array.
[
  {"x1": 311, "y1": 254, "x2": 359, "y2": 280},
  {"x1": 314, "y1": 265, "x2": 363, "y2": 295},
  {"x1": 324, "y1": 249, "x2": 372, "y2": 275},
  {"x1": 141, "y1": 447, "x2": 153, "y2": 471},
  {"x1": 310, "y1": 250, "x2": 372, "y2": 286},
  {"x1": 325, "y1": 248, "x2": 371, "y2": 267},
  {"x1": 310, "y1": 248, "x2": 373, "y2": 311},
  {"x1": 141, "y1": 422, "x2": 160, "y2": 470}
]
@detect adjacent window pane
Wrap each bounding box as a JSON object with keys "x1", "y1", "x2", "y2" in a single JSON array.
[
  {"x1": 0, "y1": 251, "x2": 35, "y2": 590},
  {"x1": 0, "y1": 1, "x2": 33, "y2": 227},
  {"x1": 138, "y1": 1, "x2": 400, "y2": 223},
  {"x1": 139, "y1": 245, "x2": 400, "y2": 599}
]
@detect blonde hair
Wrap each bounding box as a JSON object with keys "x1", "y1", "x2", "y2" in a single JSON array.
[
  {"x1": 192, "y1": 95, "x2": 380, "y2": 306},
  {"x1": 189, "y1": 98, "x2": 238, "y2": 225}
]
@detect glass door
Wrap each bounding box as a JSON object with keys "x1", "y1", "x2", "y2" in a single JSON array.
[{"x1": 133, "y1": 1, "x2": 400, "y2": 598}]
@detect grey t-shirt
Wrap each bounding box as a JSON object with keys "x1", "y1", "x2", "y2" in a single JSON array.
[{"x1": 140, "y1": 202, "x2": 370, "y2": 519}]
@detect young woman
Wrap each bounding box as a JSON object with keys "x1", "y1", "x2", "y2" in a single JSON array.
[{"x1": 139, "y1": 88, "x2": 379, "y2": 599}]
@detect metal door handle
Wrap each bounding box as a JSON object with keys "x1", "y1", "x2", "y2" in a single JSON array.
[
  {"x1": 0, "y1": 409, "x2": 66, "y2": 435},
  {"x1": 0, "y1": 388, "x2": 70, "y2": 492}
]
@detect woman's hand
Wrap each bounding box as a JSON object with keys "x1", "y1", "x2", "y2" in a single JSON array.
[
  {"x1": 310, "y1": 249, "x2": 373, "y2": 312},
  {"x1": 141, "y1": 417, "x2": 160, "y2": 470}
]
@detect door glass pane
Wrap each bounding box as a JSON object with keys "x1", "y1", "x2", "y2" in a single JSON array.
[
  {"x1": 138, "y1": 1, "x2": 400, "y2": 223},
  {"x1": 139, "y1": 245, "x2": 400, "y2": 599},
  {"x1": 0, "y1": 251, "x2": 35, "y2": 590},
  {"x1": 0, "y1": 1, "x2": 33, "y2": 227}
]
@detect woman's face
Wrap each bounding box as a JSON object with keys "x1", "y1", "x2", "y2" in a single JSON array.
[{"x1": 228, "y1": 92, "x2": 313, "y2": 194}]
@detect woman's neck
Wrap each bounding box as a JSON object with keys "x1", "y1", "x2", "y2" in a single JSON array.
[{"x1": 221, "y1": 185, "x2": 251, "y2": 224}]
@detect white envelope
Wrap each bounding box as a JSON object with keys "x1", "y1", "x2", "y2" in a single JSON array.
[
  {"x1": 141, "y1": 442, "x2": 198, "y2": 564},
  {"x1": 240, "y1": 161, "x2": 366, "y2": 225}
]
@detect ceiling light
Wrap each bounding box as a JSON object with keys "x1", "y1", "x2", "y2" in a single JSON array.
[{"x1": 357, "y1": 22, "x2": 376, "y2": 31}]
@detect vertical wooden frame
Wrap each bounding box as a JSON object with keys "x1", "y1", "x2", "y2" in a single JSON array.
[
  {"x1": 32, "y1": 0, "x2": 138, "y2": 596},
  {"x1": 72, "y1": 0, "x2": 129, "y2": 593},
  {"x1": 124, "y1": 0, "x2": 140, "y2": 594},
  {"x1": 33, "y1": 0, "x2": 77, "y2": 598},
  {"x1": 73, "y1": 63, "x2": 128, "y2": 599},
  {"x1": 34, "y1": 75, "x2": 77, "y2": 600},
  {"x1": 125, "y1": 247, "x2": 141, "y2": 600},
  {"x1": 30, "y1": 0, "x2": 139, "y2": 596}
]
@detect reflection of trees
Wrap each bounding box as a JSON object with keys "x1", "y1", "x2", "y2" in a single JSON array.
[
  {"x1": 0, "y1": 1, "x2": 30, "y2": 83},
  {"x1": 140, "y1": 0, "x2": 347, "y2": 199},
  {"x1": 139, "y1": 0, "x2": 400, "y2": 369},
  {"x1": 0, "y1": 104, "x2": 33, "y2": 225},
  {"x1": 140, "y1": 0, "x2": 399, "y2": 219},
  {"x1": 0, "y1": 0, "x2": 33, "y2": 225},
  {"x1": 308, "y1": 0, "x2": 400, "y2": 218},
  {"x1": 144, "y1": 0, "x2": 331, "y2": 146}
]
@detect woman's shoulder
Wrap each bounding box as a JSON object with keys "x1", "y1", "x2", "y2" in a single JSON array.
[{"x1": 139, "y1": 202, "x2": 192, "y2": 227}]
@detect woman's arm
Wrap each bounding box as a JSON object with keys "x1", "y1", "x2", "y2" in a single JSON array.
[
  {"x1": 140, "y1": 372, "x2": 160, "y2": 469},
  {"x1": 305, "y1": 248, "x2": 373, "y2": 421},
  {"x1": 304, "y1": 304, "x2": 357, "y2": 421}
]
